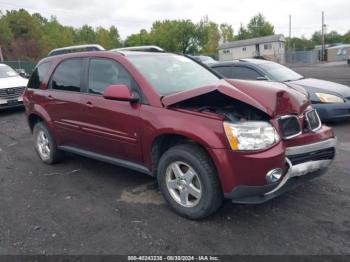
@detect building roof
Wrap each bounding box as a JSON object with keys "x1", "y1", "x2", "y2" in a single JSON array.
[
  {"x1": 219, "y1": 34, "x2": 285, "y2": 50},
  {"x1": 327, "y1": 44, "x2": 350, "y2": 50}
]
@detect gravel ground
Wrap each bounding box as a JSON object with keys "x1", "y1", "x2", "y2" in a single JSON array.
[{"x1": 0, "y1": 63, "x2": 349, "y2": 255}]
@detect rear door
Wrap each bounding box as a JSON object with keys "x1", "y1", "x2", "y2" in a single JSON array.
[
  {"x1": 44, "y1": 58, "x2": 87, "y2": 147},
  {"x1": 79, "y1": 57, "x2": 143, "y2": 164}
]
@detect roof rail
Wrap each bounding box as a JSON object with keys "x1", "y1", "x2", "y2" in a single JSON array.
[
  {"x1": 111, "y1": 45, "x2": 165, "y2": 53},
  {"x1": 48, "y1": 44, "x2": 105, "y2": 57}
]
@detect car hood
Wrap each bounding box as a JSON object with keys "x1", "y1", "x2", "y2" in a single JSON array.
[
  {"x1": 162, "y1": 79, "x2": 310, "y2": 118},
  {"x1": 0, "y1": 76, "x2": 28, "y2": 89},
  {"x1": 290, "y1": 78, "x2": 350, "y2": 98}
]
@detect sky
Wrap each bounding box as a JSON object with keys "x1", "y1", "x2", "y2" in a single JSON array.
[{"x1": 0, "y1": 0, "x2": 349, "y2": 39}]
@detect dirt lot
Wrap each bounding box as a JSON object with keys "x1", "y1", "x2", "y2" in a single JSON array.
[{"x1": 0, "y1": 62, "x2": 349, "y2": 255}]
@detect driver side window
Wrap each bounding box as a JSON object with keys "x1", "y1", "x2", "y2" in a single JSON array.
[{"x1": 88, "y1": 58, "x2": 134, "y2": 95}]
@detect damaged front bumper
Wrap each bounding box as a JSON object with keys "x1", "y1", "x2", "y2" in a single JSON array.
[{"x1": 225, "y1": 138, "x2": 337, "y2": 204}]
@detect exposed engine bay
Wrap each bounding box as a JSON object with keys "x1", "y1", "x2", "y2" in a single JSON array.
[{"x1": 170, "y1": 90, "x2": 270, "y2": 122}]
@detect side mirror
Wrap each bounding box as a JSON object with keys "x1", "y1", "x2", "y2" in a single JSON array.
[
  {"x1": 20, "y1": 72, "x2": 30, "y2": 79},
  {"x1": 256, "y1": 76, "x2": 268, "y2": 80},
  {"x1": 103, "y1": 84, "x2": 139, "y2": 102}
]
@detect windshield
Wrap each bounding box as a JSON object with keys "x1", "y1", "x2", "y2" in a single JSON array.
[
  {"x1": 127, "y1": 54, "x2": 221, "y2": 95},
  {"x1": 0, "y1": 64, "x2": 19, "y2": 78},
  {"x1": 259, "y1": 62, "x2": 303, "y2": 82}
]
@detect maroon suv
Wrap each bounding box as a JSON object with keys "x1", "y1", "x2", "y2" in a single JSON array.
[{"x1": 23, "y1": 45, "x2": 337, "y2": 219}]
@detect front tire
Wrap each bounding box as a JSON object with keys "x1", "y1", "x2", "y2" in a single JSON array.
[
  {"x1": 33, "y1": 122, "x2": 63, "y2": 164},
  {"x1": 157, "y1": 144, "x2": 223, "y2": 219}
]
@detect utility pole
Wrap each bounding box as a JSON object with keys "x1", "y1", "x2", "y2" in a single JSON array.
[
  {"x1": 321, "y1": 11, "x2": 325, "y2": 61},
  {"x1": 289, "y1": 15, "x2": 292, "y2": 40},
  {"x1": 288, "y1": 14, "x2": 292, "y2": 51}
]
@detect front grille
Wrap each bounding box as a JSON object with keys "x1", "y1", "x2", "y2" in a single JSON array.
[
  {"x1": 0, "y1": 86, "x2": 26, "y2": 100},
  {"x1": 278, "y1": 115, "x2": 301, "y2": 139},
  {"x1": 288, "y1": 147, "x2": 335, "y2": 166}
]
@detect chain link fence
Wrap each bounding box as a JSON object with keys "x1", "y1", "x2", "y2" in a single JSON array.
[
  {"x1": 285, "y1": 50, "x2": 320, "y2": 65},
  {"x1": 2, "y1": 60, "x2": 37, "y2": 74}
]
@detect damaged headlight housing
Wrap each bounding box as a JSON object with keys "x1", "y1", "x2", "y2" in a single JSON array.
[{"x1": 223, "y1": 121, "x2": 280, "y2": 151}]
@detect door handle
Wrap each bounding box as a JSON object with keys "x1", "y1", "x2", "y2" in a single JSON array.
[
  {"x1": 86, "y1": 101, "x2": 93, "y2": 108},
  {"x1": 47, "y1": 95, "x2": 54, "y2": 100}
]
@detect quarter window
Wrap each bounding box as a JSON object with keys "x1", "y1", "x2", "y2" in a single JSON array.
[
  {"x1": 213, "y1": 66, "x2": 233, "y2": 78},
  {"x1": 51, "y1": 59, "x2": 83, "y2": 92},
  {"x1": 88, "y1": 58, "x2": 134, "y2": 95},
  {"x1": 231, "y1": 67, "x2": 262, "y2": 80},
  {"x1": 28, "y1": 62, "x2": 51, "y2": 89}
]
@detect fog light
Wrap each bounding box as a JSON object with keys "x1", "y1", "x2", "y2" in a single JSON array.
[{"x1": 266, "y1": 168, "x2": 283, "y2": 183}]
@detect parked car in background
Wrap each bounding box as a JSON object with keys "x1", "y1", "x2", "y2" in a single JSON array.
[
  {"x1": 210, "y1": 59, "x2": 350, "y2": 122},
  {"x1": 24, "y1": 45, "x2": 336, "y2": 219},
  {"x1": 0, "y1": 63, "x2": 28, "y2": 110},
  {"x1": 190, "y1": 55, "x2": 218, "y2": 65}
]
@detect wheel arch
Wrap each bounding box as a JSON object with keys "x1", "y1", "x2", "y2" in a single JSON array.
[{"x1": 149, "y1": 132, "x2": 218, "y2": 178}]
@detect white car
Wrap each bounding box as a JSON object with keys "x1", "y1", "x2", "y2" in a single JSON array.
[{"x1": 0, "y1": 64, "x2": 28, "y2": 109}]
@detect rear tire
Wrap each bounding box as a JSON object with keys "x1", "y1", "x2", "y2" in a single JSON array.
[
  {"x1": 157, "y1": 144, "x2": 223, "y2": 219},
  {"x1": 33, "y1": 122, "x2": 63, "y2": 164}
]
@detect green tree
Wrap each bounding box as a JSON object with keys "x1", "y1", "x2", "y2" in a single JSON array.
[
  {"x1": 202, "y1": 22, "x2": 220, "y2": 54},
  {"x1": 286, "y1": 37, "x2": 315, "y2": 50},
  {"x1": 343, "y1": 30, "x2": 350, "y2": 43},
  {"x1": 124, "y1": 29, "x2": 150, "y2": 47},
  {"x1": 247, "y1": 13, "x2": 274, "y2": 38},
  {"x1": 109, "y1": 26, "x2": 121, "y2": 48},
  {"x1": 150, "y1": 20, "x2": 197, "y2": 53},
  {"x1": 237, "y1": 23, "x2": 250, "y2": 40},
  {"x1": 4, "y1": 9, "x2": 43, "y2": 59},
  {"x1": 0, "y1": 16, "x2": 13, "y2": 54},
  {"x1": 326, "y1": 30, "x2": 343, "y2": 44},
  {"x1": 61, "y1": 27, "x2": 75, "y2": 47},
  {"x1": 32, "y1": 12, "x2": 48, "y2": 26},
  {"x1": 75, "y1": 25, "x2": 96, "y2": 44},
  {"x1": 220, "y1": 23, "x2": 234, "y2": 43},
  {"x1": 96, "y1": 27, "x2": 113, "y2": 49},
  {"x1": 313, "y1": 30, "x2": 345, "y2": 45}
]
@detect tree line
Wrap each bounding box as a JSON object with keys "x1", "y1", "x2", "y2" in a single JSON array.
[{"x1": 0, "y1": 9, "x2": 349, "y2": 61}]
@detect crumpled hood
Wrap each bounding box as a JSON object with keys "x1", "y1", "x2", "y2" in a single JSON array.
[
  {"x1": 290, "y1": 78, "x2": 350, "y2": 98},
  {"x1": 0, "y1": 76, "x2": 28, "y2": 89},
  {"x1": 162, "y1": 79, "x2": 310, "y2": 118}
]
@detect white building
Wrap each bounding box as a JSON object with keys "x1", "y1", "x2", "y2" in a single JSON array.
[{"x1": 218, "y1": 34, "x2": 286, "y2": 63}]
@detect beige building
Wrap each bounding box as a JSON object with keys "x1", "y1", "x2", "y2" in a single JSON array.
[
  {"x1": 218, "y1": 34, "x2": 286, "y2": 63},
  {"x1": 327, "y1": 44, "x2": 350, "y2": 62}
]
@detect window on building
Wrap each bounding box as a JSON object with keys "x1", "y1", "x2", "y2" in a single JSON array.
[
  {"x1": 264, "y1": 43, "x2": 272, "y2": 50},
  {"x1": 51, "y1": 59, "x2": 83, "y2": 92},
  {"x1": 243, "y1": 47, "x2": 246, "y2": 51},
  {"x1": 223, "y1": 49, "x2": 230, "y2": 54}
]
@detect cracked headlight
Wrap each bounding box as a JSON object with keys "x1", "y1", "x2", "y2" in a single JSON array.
[
  {"x1": 315, "y1": 93, "x2": 344, "y2": 103},
  {"x1": 223, "y1": 121, "x2": 280, "y2": 151}
]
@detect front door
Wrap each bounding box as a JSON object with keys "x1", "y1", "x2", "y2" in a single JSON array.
[
  {"x1": 255, "y1": 44, "x2": 260, "y2": 56},
  {"x1": 79, "y1": 58, "x2": 143, "y2": 164}
]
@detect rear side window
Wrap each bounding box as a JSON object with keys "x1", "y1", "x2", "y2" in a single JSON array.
[
  {"x1": 28, "y1": 62, "x2": 51, "y2": 89},
  {"x1": 51, "y1": 59, "x2": 83, "y2": 92},
  {"x1": 88, "y1": 58, "x2": 135, "y2": 95},
  {"x1": 213, "y1": 66, "x2": 234, "y2": 78},
  {"x1": 231, "y1": 66, "x2": 262, "y2": 80}
]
